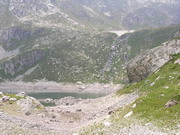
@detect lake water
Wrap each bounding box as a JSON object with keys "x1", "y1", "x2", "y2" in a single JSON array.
[
  {"x1": 3, "y1": 91, "x2": 107, "y2": 99},
  {"x1": 28, "y1": 92, "x2": 107, "y2": 99}
]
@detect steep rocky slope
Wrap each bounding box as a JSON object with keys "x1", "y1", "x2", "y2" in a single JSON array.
[{"x1": 127, "y1": 31, "x2": 180, "y2": 82}]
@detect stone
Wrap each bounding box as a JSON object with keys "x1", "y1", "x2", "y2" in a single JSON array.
[
  {"x1": 17, "y1": 96, "x2": 44, "y2": 115},
  {"x1": 45, "y1": 98, "x2": 53, "y2": 103},
  {"x1": 25, "y1": 111, "x2": 31, "y2": 116},
  {"x1": 72, "y1": 133, "x2": 79, "y2": 135},
  {"x1": 76, "y1": 109, "x2": 82, "y2": 112},
  {"x1": 164, "y1": 86, "x2": 169, "y2": 89},
  {"x1": 124, "y1": 111, "x2": 133, "y2": 118},
  {"x1": 104, "y1": 121, "x2": 112, "y2": 127},
  {"x1": 2, "y1": 96, "x2": 10, "y2": 102},
  {"x1": 16, "y1": 92, "x2": 27, "y2": 98},
  {"x1": 9, "y1": 98, "x2": 17, "y2": 101},
  {"x1": 165, "y1": 100, "x2": 178, "y2": 108},
  {"x1": 174, "y1": 59, "x2": 180, "y2": 65},
  {"x1": 132, "y1": 104, "x2": 136, "y2": 108},
  {"x1": 0, "y1": 92, "x2": 3, "y2": 95},
  {"x1": 76, "y1": 81, "x2": 82, "y2": 85},
  {"x1": 145, "y1": 123, "x2": 151, "y2": 126},
  {"x1": 108, "y1": 110, "x2": 115, "y2": 115}
]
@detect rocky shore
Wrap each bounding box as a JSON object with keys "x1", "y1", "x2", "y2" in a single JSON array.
[
  {"x1": 0, "y1": 82, "x2": 123, "y2": 94},
  {"x1": 0, "y1": 91, "x2": 139, "y2": 134}
]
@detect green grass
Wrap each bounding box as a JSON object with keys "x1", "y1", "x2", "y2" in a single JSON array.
[
  {"x1": 117, "y1": 54, "x2": 180, "y2": 127},
  {"x1": 80, "y1": 54, "x2": 180, "y2": 134},
  {"x1": 0, "y1": 94, "x2": 23, "y2": 100}
]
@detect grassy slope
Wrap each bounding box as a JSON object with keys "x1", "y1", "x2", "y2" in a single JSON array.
[
  {"x1": 80, "y1": 54, "x2": 180, "y2": 134},
  {"x1": 117, "y1": 54, "x2": 180, "y2": 126}
]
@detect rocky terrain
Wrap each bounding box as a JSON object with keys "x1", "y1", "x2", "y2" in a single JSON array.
[
  {"x1": 0, "y1": 0, "x2": 180, "y2": 83},
  {"x1": 0, "y1": 91, "x2": 139, "y2": 134},
  {"x1": 0, "y1": 24, "x2": 180, "y2": 83},
  {"x1": 0, "y1": 0, "x2": 180, "y2": 30},
  {"x1": 1, "y1": 51, "x2": 179, "y2": 134},
  {"x1": 127, "y1": 30, "x2": 180, "y2": 82}
]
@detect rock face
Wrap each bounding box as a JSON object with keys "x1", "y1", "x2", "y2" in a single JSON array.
[
  {"x1": 126, "y1": 32, "x2": 180, "y2": 82},
  {"x1": 0, "y1": 49, "x2": 45, "y2": 76},
  {"x1": 16, "y1": 96, "x2": 44, "y2": 115}
]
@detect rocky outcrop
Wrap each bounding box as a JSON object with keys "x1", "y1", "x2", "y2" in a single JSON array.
[
  {"x1": 17, "y1": 96, "x2": 44, "y2": 115},
  {"x1": 0, "y1": 26, "x2": 46, "y2": 50},
  {"x1": 0, "y1": 49, "x2": 45, "y2": 76},
  {"x1": 126, "y1": 32, "x2": 180, "y2": 82}
]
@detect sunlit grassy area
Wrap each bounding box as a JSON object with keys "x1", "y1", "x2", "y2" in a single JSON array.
[
  {"x1": 80, "y1": 54, "x2": 180, "y2": 134},
  {"x1": 117, "y1": 54, "x2": 180, "y2": 127}
]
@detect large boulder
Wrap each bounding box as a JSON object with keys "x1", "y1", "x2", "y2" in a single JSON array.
[
  {"x1": 126, "y1": 32, "x2": 180, "y2": 82},
  {"x1": 2, "y1": 96, "x2": 10, "y2": 102},
  {"x1": 16, "y1": 96, "x2": 44, "y2": 115}
]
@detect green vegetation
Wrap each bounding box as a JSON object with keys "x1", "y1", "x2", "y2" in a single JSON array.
[
  {"x1": 117, "y1": 54, "x2": 180, "y2": 126},
  {"x1": 80, "y1": 54, "x2": 180, "y2": 134},
  {"x1": 0, "y1": 94, "x2": 24, "y2": 100},
  {"x1": 0, "y1": 24, "x2": 179, "y2": 83}
]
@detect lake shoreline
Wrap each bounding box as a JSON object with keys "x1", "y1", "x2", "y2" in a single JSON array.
[{"x1": 0, "y1": 82, "x2": 123, "y2": 94}]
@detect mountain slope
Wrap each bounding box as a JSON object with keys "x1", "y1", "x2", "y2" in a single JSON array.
[
  {"x1": 0, "y1": 0, "x2": 180, "y2": 30},
  {"x1": 80, "y1": 44, "x2": 180, "y2": 135},
  {"x1": 0, "y1": 24, "x2": 180, "y2": 83}
]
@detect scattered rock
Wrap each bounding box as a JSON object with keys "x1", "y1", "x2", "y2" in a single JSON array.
[
  {"x1": 17, "y1": 96, "x2": 44, "y2": 115},
  {"x1": 174, "y1": 59, "x2": 180, "y2": 65},
  {"x1": 16, "y1": 92, "x2": 27, "y2": 98},
  {"x1": 104, "y1": 121, "x2": 112, "y2": 127},
  {"x1": 160, "y1": 94, "x2": 165, "y2": 97},
  {"x1": 25, "y1": 111, "x2": 31, "y2": 116},
  {"x1": 165, "y1": 100, "x2": 178, "y2": 108},
  {"x1": 76, "y1": 81, "x2": 82, "y2": 85},
  {"x1": 124, "y1": 111, "x2": 133, "y2": 118},
  {"x1": 2, "y1": 96, "x2": 10, "y2": 102},
  {"x1": 76, "y1": 109, "x2": 82, "y2": 112},
  {"x1": 9, "y1": 98, "x2": 17, "y2": 101},
  {"x1": 108, "y1": 110, "x2": 115, "y2": 115},
  {"x1": 72, "y1": 133, "x2": 79, "y2": 135},
  {"x1": 145, "y1": 123, "x2": 151, "y2": 126},
  {"x1": 164, "y1": 86, "x2": 169, "y2": 89},
  {"x1": 51, "y1": 114, "x2": 56, "y2": 118},
  {"x1": 55, "y1": 96, "x2": 82, "y2": 106},
  {"x1": 150, "y1": 82, "x2": 155, "y2": 86},
  {"x1": 132, "y1": 104, "x2": 136, "y2": 108}
]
